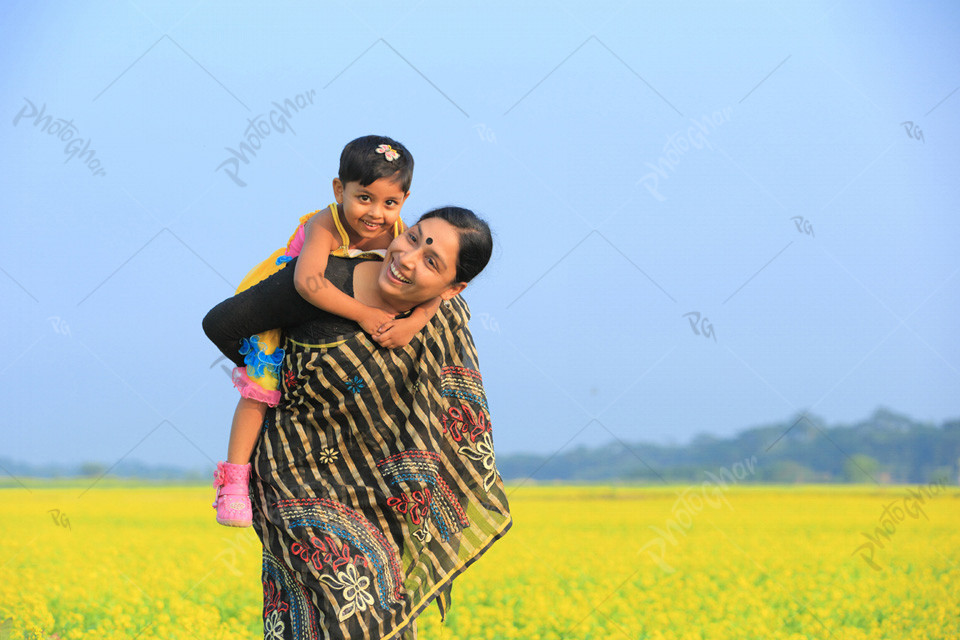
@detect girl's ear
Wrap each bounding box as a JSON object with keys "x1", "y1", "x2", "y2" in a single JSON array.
[
  {"x1": 440, "y1": 282, "x2": 467, "y2": 301},
  {"x1": 332, "y1": 178, "x2": 344, "y2": 203}
]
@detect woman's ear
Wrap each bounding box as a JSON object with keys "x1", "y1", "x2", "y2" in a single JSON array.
[
  {"x1": 440, "y1": 282, "x2": 467, "y2": 301},
  {"x1": 332, "y1": 178, "x2": 344, "y2": 203}
]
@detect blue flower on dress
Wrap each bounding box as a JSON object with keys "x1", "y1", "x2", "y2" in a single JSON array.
[
  {"x1": 344, "y1": 376, "x2": 365, "y2": 394},
  {"x1": 275, "y1": 255, "x2": 294, "y2": 266},
  {"x1": 239, "y1": 335, "x2": 285, "y2": 377}
]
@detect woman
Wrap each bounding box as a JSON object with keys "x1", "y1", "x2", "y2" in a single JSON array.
[{"x1": 203, "y1": 207, "x2": 512, "y2": 639}]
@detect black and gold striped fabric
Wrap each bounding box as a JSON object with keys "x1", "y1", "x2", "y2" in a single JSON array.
[{"x1": 250, "y1": 294, "x2": 512, "y2": 640}]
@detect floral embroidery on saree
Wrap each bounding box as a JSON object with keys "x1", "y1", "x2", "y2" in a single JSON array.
[{"x1": 251, "y1": 295, "x2": 512, "y2": 640}]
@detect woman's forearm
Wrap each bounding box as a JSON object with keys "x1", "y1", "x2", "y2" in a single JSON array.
[{"x1": 202, "y1": 257, "x2": 323, "y2": 367}]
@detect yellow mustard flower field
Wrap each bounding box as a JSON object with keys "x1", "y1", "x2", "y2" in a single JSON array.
[{"x1": 1, "y1": 482, "x2": 957, "y2": 639}]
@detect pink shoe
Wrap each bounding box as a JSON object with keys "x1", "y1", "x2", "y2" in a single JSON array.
[{"x1": 212, "y1": 461, "x2": 252, "y2": 527}]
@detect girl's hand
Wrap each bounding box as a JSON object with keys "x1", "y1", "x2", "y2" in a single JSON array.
[
  {"x1": 358, "y1": 308, "x2": 397, "y2": 338},
  {"x1": 372, "y1": 319, "x2": 418, "y2": 349}
]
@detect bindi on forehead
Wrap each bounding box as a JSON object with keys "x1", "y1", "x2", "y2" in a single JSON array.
[{"x1": 425, "y1": 237, "x2": 433, "y2": 245}]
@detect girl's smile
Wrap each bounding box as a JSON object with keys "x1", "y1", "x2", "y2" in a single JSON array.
[{"x1": 333, "y1": 176, "x2": 409, "y2": 242}]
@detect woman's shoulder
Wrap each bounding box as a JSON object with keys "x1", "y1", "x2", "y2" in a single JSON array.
[{"x1": 324, "y1": 254, "x2": 373, "y2": 295}]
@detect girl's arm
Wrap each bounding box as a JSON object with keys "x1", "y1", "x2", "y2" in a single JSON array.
[
  {"x1": 293, "y1": 212, "x2": 395, "y2": 336},
  {"x1": 202, "y1": 256, "x2": 332, "y2": 367},
  {"x1": 372, "y1": 296, "x2": 443, "y2": 348}
]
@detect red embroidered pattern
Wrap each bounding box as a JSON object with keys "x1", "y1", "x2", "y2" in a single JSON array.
[
  {"x1": 377, "y1": 450, "x2": 470, "y2": 539},
  {"x1": 263, "y1": 579, "x2": 290, "y2": 618},
  {"x1": 441, "y1": 365, "x2": 482, "y2": 380},
  {"x1": 440, "y1": 404, "x2": 492, "y2": 444},
  {"x1": 441, "y1": 366, "x2": 488, "y2": 409},
  {"x1": 262, "y1": 548, "x2": 319, "y2": 638},
  {"x1": 387, "y1": 488, "x2": 432, "y2": 525},
  {"x1": 377, "y1": 450, "x2": 441, "y2": 467},
  {"x1": 275, "y1": 497, "x2": 405, "y2": 605},
  {"x1": 290, "y1": 535, "x2": 367, "y2": 573}
]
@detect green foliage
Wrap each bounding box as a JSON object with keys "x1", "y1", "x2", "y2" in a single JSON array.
[
  {"x1": 499, "y1": 407, "x2": 958, "y2": 484},
  {"x1": 843, "y1": 454, "x2": 880, "y2": 483}
]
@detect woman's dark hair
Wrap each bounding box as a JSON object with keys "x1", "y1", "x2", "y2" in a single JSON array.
[
  {"x1": 339, "y1": 135, "x2": 414, "y2": 192},
  {"x1": 418, "y1": 207, "x2": 493, "y2": 283}
]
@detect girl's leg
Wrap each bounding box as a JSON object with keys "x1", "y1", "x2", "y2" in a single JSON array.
[
  {"x1": 213, "y1": 397, "x2": 266, "y2": 527},
  {"x1": 227, "y1": 396, "x2": 268, "y2": 464}
]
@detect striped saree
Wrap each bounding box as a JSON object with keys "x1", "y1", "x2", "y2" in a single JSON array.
[{"x1": 250, "y1": 294, "x2": 512, "y2": 640}]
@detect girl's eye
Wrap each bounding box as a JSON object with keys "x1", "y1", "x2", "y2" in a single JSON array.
[{"x1": 427, "y1": 257, "x2": 436, "y2": 268}]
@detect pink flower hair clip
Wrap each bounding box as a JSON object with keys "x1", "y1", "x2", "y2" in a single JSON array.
[{"x1": 376, "y1": 144, "x2": 400, "y2": 162}]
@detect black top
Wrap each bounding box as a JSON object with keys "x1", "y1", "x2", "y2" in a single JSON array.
[{"x1": 202, "y1": 256, "x2": 365, "y2": 368}]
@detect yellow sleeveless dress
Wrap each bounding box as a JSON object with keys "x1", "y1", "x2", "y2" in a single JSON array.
[{"x1": 232, "y1": 204, "x2": 406, "y2": 406}]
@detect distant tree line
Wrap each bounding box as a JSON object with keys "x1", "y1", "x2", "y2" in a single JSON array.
[
  {"x1": 3, "y1": 407, "x2": 956, "y2": 485},
  {"x1": 496, "y1": 408, "x2": 960, "y2": 484}
]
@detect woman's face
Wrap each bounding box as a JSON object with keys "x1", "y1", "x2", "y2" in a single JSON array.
[{"x1": 378, "y1": 217, "x2": 467, "y2": 308}]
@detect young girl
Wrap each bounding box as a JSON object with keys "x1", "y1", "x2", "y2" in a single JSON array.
[{"x1": 210, "y1": 135, "x2": 443, "y2": 527}]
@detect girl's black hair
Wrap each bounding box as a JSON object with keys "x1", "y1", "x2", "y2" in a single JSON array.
[
  {"x1": 339, "y1": 135, "x2": 414, "y2": 192},
  {"x1": 417, "y1": 207, "x2": 493, "y2": 283}
]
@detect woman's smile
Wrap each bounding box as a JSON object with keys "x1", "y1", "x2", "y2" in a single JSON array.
[{"x1": 388, "y1": 259, "x2": 413, "y2": 284}]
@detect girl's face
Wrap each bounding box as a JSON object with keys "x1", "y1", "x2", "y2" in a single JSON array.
[
  {"x1": 333, "y1": 176, "x2": 408, "y2": 240},
  {"x1": 378, "y1": 217, "x2": 467, "y2": 308}
]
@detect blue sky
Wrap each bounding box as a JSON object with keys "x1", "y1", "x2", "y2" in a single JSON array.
[{"x1": 1, "y1": 1, "x2": 957, "y2": 471}]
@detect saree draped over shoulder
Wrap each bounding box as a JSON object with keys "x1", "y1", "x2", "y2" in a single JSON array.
[{"x1": 250, "y1": 295, "x2": 512, "y2": 640}]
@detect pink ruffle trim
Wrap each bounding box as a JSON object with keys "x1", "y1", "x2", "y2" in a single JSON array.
[
  {"x1": 285, "y1": 224, "x2": 306, "y2": 259},
  {"x1": 231, "y1": 367, "x2": 281, "y2": 407}
]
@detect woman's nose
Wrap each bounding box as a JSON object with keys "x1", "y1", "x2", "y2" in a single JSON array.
[{"x1": 397, "y1": 248, "x2": 417, "y2": 268}]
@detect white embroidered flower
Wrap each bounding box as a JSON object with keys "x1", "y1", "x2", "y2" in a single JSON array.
[
  {"x1": 459, "y1": 432, "x2": 499, "y2": 491},
  {"x1": 264, "y1": 610, "x2": 285, "y2": 640},
  {"x1": 320, "y1": 562, "x2": 375, "y2": 621}
]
